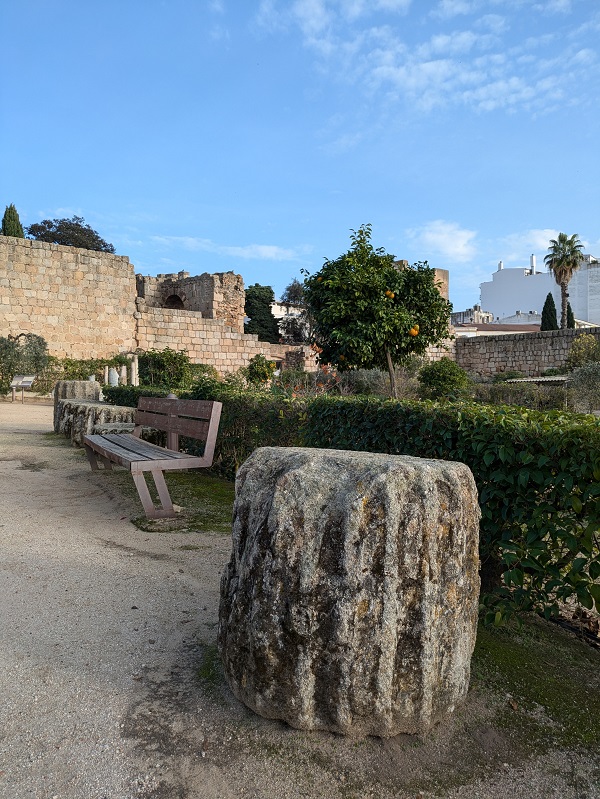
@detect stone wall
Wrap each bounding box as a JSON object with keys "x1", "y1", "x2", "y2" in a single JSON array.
[
  {"x1": 455, "y1": 327, "x2": 600, "y2": 377},
  {"x1": 136, "y1": 270, "x2": 245, "y2": 332},
  {"x1": 0, "y1": 236, "x2": 136, "y2": 358},
  {"x1": 135, "y1": 303, "x2": 300, "y2": 372},
  {"x1": 0, "y1": 235, "x2": 305, "y2": 373}
]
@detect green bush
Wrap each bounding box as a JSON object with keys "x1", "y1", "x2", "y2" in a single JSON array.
[
  {"x1": 492, "y1": 370, "x2": 525, "y2": 383},
  {"x1": 301, "y1": 396, "x2": 600, "y2": 623},
  {"x1": 242, "y1": 354, "x2": 276, "y2": 385},
  {"x1": 565, "y1": 334, "x2": 600, "y2": 371},
  {"x1": 33, "y1": 354, "x2": 130, "y2": 394},
  {"x1": 102, "y1": 385, "x2": 172, "y2": 407},
  {"x1": 569, "y1": 362, "x2": 600, "y2": 412},
  {"x1": 181, "y1": 381, "x2": 305, "y2": 477},
  {"x1": 137, "y1": 348, "x2": 195, "y2": 389},
  {"x1": 473, "y1": 382, "x2": 567, "y2": 412},
  {"x1": 417, "y1": 357, "x2": 471, "y2": 400}
]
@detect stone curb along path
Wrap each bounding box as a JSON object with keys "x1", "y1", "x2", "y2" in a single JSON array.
[{"x1": 0, "y1": 402, "x2": 598, "y2": 799}]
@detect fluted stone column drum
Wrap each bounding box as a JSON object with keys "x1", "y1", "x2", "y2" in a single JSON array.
[{"x1": 219, "y1": 447, "x2": 480, "y2": 738}]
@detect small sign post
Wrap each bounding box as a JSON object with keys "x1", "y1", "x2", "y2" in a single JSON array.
[{"x1": 10, "y1": 375, "x2": 36, "y2": 403}]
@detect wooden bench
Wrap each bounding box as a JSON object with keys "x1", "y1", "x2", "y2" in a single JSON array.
[{"x1": 83, "y1": 396, "x2": 222, "y2": 519}]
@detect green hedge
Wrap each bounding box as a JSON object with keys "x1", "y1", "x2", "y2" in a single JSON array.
[{"x1": 301, "y1": 396, "x2": 600, "y2": 622}]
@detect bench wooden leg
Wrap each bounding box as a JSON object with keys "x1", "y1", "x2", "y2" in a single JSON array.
[
  {"x1": 131, "y1": 470, "x2": 177, "y2": 519},
  {"x1": 84, "y1": 444, "x2": 113, "y2": 471}
]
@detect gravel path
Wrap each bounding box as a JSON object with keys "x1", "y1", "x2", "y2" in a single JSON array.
[{"x1": 0, "y1": 401, "x2": 598, "y2": 799}]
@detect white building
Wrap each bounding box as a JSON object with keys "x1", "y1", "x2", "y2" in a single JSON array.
[{"x1": 479, "y1": 254, "x2": 600, "y2": 325}]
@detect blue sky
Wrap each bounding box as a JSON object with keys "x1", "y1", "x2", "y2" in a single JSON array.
[{"x1": 3, "y1": 0, "x2": 600, "y2": 311}]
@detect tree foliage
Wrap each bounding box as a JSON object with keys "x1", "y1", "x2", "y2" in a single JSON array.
[
  {"x1": 280, "y1": 278, "x2": 305, "y2": 305},
  {"x1": 242, "y1": 354, "x2": 277, "y2": 385},
  {"x1": 567, "y1": 301, "x2": 575, "y2": 329},
  {"x1": 244, "y1": 284, "x2": 280, "y2": 344},
  {"x1": 25, "y1": 215, "x2": 115, "y2": 253},
  {"x1": 1, "y1": 204, "x2": 24, "y2": 237},
  {"x1": 565, "y1": 333, "x2": 600, "y2": 371},
  {"x1": 544, "y1": 232, "x2": 583, "y2": 329},
  {"x1": 0, "y1": 333, "x2": 49, "y2": 394},
  {"x1": 540, "y1": 292, "x2": 558, "y2": 331},
  {"x1": 302, "y1": 225, "x2": 452, "y2": 398}
]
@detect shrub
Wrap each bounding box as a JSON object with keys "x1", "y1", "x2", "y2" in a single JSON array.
[
  {"x1": 137, "y1": 348, "x2": 194, "y2": 389},
  {"x1": 242, "y1": 354, "x2": 276, "y2": 385},
  {"x1": 569, "y1": 362, "x2": 600, "y2": 412},
  {"x1": 417, "y1": 357, "x2": 471, "y2": 400},
  {"x1": 182, "y1": 381, "x2": 305, "y2": 477},
  {"x1": 33, "y1": 354, "x2": 130, "y2": 394},
  {"x1": 102, "y1": 385, "x2": 172, "y2": 407},
  {"x1": 565, "y1": 334, "x2": 600, "y2": 371},
  {"x1": 492, "y1": 370, "x2": 525, "y2": 383},
  {"x1": 472, "y1": 382, "x2": 567, "y2": 412}
]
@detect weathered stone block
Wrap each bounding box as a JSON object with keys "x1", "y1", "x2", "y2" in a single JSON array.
[{"x1": 219, "y1": 447, "x2": 480, "y2": 738}]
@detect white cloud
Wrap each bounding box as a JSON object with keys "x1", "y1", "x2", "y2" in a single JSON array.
[
  {"x1": 406, "y1": 220, "x2": 477, "y2": 262},
  {"x1": 151, "y1": 235, "x2": 297, "y2": 261},
  {"x1": 431, "y1": 0, "x2": 476, "y2": 20},
  {"x1": 499, "y1": 228, "x2": 561, "y2": 264},
  {"x1": 533, "y1": 0, "x2": 571, "y2": 13},
  {"x1": 256, "y1": 1, "x2": 598, "y2": 117}
]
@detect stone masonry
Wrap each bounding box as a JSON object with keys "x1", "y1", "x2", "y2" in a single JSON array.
[
  {"x1": 136, "y1": 271, "x2": 245, "y2": 332},
  {"x1": 0, "y1": 236, "x2": 136, "y2": 358},
  {"x1": 0, "y1": 235, "x2": 299, "y2": 372},
  {"x1": 455, "y1": 327, "x2": 600, "y2": 378}
]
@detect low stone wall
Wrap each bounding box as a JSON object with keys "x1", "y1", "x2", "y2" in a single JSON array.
[
  {"x1": 54, "y1": 399, "x2": 135, "y2": 446},
  {"x1": 455, "y1": 327, "x2": 600, "y2": 378}
]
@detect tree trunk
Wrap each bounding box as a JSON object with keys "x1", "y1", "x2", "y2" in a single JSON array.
[
  {"x1": 385, "y1": 348, "x2": 398, "y2": 399},
  {"x1": 560, "y1": 281, "x2": 568, "y2": 329}
]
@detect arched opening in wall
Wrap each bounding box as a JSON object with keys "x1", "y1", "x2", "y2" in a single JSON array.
[{"x1": 164, "y1": 294, "x2": 185, "y2": 309}]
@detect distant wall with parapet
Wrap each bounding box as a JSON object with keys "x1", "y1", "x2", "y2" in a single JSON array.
[
  {"x1": 136, "y1": 270, "x2": 245, "y2": 332},
  {"x1": 455, "y1": 327, "x2": 600, "y2": 377},
  {"x1": 0, "y1": 235, "x2": 301, "y2": 372}
]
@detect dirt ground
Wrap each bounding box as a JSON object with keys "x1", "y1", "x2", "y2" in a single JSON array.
[{"x1": 0, "y1": 401, "x2": 598, "y2": 799}]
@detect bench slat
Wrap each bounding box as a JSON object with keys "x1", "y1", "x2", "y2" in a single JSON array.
[
  {"x1": 134, "y1": 409, "x2": 210, "y2": 440},
  {"x1": 84, "y1": 434, "x2": 208, "y2": 472}
]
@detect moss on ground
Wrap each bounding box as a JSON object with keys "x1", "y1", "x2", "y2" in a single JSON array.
[{"x1": 471, "y1": 616, "x2": 600, "y2": 751}]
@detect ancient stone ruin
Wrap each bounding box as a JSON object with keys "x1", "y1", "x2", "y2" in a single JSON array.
[{"x1": 219, "y1": 447, "x2": 480, "y2": 738}]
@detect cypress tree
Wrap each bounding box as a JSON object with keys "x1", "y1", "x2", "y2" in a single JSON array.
[
  {"x1": 540, "y1": 292, "x2": 558, "y2": 331},
  {"x1": 244, "y1": 284, "x2": 280, "y2": 344},
  {"x1": 1, "y1": 204, "x2": 25, "y2": 238},
  {"x1": 567, "y1": 302, "x2": 575, "y2": 329}
]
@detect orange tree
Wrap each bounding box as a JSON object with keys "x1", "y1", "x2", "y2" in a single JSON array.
[{"x1": 303, "y1": 225, "x2": 452, "y2": 398}]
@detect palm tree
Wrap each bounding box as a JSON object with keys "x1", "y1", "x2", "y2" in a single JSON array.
[{"x1": 544, "y1": 232, "x2": 584, "y2": 329}]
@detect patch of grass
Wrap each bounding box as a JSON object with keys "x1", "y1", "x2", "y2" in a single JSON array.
[
  {"x1": 104, "y1": 469, "x2": 235, "y2": 534},
  {"x1": 197, "y1": 643, "x2": 227, "y2": 702},
  {"x1": 472, "y1": 616, "x2": 600, "y2": 750}
]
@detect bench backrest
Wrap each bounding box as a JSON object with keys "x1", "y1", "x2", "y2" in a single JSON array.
[{"x1": 135, "y1": 397, "x2": 222, "y2": 459}]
